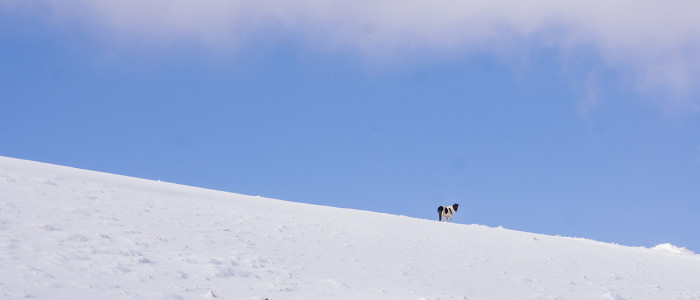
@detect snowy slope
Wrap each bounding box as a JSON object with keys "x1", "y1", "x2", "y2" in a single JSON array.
[{"x1": 1, "y1": 156, "x2": 699, "y2": 300}]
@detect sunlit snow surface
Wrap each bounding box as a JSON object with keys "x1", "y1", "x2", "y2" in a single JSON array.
[{"x1": 1, "y1": 156, "x2": 699, "y2": 299}]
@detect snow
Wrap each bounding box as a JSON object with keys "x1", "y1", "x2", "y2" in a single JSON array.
[
  {"x1": 651, "y1": 243, "x2": 696, "y2": 256},
  {"x1": 1, "y1": 155, "x2": 699, "y2": 299}
]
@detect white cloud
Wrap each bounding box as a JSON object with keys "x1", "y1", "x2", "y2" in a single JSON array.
[{"x1": 5, "y1": 0, "x2": 700, "y2": 103}]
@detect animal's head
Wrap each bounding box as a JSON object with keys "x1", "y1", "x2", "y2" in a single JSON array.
[{"x1": 453, "y1": 203, "x2": 459, "y2": 211}]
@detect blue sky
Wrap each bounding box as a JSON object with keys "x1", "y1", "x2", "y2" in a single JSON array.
[{"x1": 2, "y1": 1, "x2": 700, "y2": 252}]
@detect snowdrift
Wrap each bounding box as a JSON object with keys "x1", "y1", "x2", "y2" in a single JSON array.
[{"x1": 1, "y1": 156, "x2": 699, "y2": 299}]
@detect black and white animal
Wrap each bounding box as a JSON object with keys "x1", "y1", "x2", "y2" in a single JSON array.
[{"x1": 437, "y1": 203, "x2": 459, "y2": 222}]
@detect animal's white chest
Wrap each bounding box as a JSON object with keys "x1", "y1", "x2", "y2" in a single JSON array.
[{"x1": 441, "y1": 208, "x2": 453, "y2": 217}]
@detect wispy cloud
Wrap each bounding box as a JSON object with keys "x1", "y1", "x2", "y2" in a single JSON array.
[{"x1": 5, "y1": 0, "x2": 700, "y2": 104}]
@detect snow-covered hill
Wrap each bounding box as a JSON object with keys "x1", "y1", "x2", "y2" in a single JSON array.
[{"x1": 1, "y1": 156, "x2": 699, "y2": 299}]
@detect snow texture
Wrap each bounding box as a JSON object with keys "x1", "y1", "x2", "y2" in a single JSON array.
[
  {"x1": 1, "y1": 156, "x2": 699, "y2": 299},
  {"x1": 651, "y1": 243, "x2": 696, "y2": 256}
]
